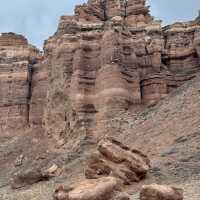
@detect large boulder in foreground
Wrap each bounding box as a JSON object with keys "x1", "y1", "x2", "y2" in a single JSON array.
[
  {"x1": 85, "y1": 137, "x2": 150, "y2": 185},
  {"x1": 140, "y1": 184, "x2": 183, "y2": 200},
  {"x1": 54, "y1": 177, "x2": 130, "y2": 200}
]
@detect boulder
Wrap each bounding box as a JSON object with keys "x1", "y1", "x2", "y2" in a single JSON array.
[
  {"x1": 85, "y1": 137, "x2": 150, "y2": 185},
  {"x1": 54, "y1": 177, "x2": 130, "y2": 200},
  {"x1": 11, "y1": 167, "x2": 49, "y2": 189},
  {"x1": 11, "y1": 164, "x2": 60, "y2": 189},
  {"x1": 140, "y1": 184, "x2": 183, "y2": 200}
]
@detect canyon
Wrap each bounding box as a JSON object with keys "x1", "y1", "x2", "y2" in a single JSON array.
[{"x1": 0, "y1": 0, "x2": 200, "y2": 200}]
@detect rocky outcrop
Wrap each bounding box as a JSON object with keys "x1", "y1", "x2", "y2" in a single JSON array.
[
  {"x1": 85, "y1": 137, "x2": 150, "y2": 184},
  {"x1": 43, "y1": 0, "x2": 200, "y2": 144},
  {"x1": 0, "y1": 33, "x2": 42, "y2": 132},
  {"x1": 11, "y1": 163, "x2": 60, "y2": 189},
  {"x1": 75, "y1": 0, "x2": 152, "y2": 24},
  {"x1": 0, "y1": 1, "x2": 199, "y2": 143},
  {"x1": 54, "y1": 177, "x2": 130, "y2": 200},
  {"x1": 53, "y1": 138, "x2": 149, "y2": 199},
  {"x1": 11, "y1": 167, "x2": 49, "y2": 189},
  {"x1": 140, "y1": 184, "x2": 183, "y2": 200}
]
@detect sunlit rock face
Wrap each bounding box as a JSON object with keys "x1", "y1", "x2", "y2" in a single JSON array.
[
  {"x1": 43, "y1": 0, "x2": 200, "y2": 143},
  {"x1": 0, "y1": 33, "x2": 42, "y2": 132}
]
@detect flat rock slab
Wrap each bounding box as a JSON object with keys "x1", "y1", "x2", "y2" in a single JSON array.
[{"x1": 54, "y1": 177, "x2": 130, "y2": 200}]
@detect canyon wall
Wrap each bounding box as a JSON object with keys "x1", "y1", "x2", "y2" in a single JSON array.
[
  {"x1": 43, "y1": 0, "x2": 200, "y2": 143},
  {"x1": 0, "y1": 33, "x2": 43, "y2": 132},
  {"x1": 0, "y1": 0, "x2": 200, "y2": 144}
]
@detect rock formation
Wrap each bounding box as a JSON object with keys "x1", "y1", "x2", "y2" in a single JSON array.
[
  {"x1": 11, "y1": 163, "x2": 60, "y2": 189},
  {"x1": 140, "y1": 184, "x2": 183, "y2": 200},
  {"x1": 54, "y1": 177, "x2": 130, "y2": 200},
  {"x1": 11, "y1": 167, "x2": 49, "y2": 189},
  {"x1": 42, "y1": 0, "x2": 200, "y2": 144},
  {"x1": 0, "y1": 0, "x2": 200, "y2": 199},
  {"x1": 0, "y1": 1, "x2": 199, "y2": 144},
  {"x1": 85, "y1": 137, "x2": 150, "y2": 184},
  {"x1": 0, "y1": 33, "x2": 42, "y2": 132}
]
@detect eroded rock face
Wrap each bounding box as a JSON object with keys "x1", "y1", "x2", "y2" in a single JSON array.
[
  {"x1": 85, "y1": 138, "x2": 150, "y2": 184},
  {"x1": 43, "y1": 0, "x2": 200, "y2": 143},
  {"x1": 1, "y1": 1, "x2": 200, "y2": 146},
  {"x1": 0, "y1": 33, "x2": 42, "y2": 132},
  {"x1": 75, "y1": 0, "x2": 152, "y2": 24},
  {"x1": 54, "y1": 177, "x2": 130, "y2": 200},
  {"x1": 29, "y1": 61, "x2": 48, "y2": 127},
  {"x1": 140, "y1": 184, "x2": 183, "y2": 200}
]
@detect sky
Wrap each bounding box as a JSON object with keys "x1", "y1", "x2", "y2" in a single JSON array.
[{"x1": 0, "y1": 0, "x2": 200, "y2": 49}]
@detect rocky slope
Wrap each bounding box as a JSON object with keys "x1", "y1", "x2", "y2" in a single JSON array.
[{"x1": 0, "y1": 0, "x2": 200, "y2": 199}]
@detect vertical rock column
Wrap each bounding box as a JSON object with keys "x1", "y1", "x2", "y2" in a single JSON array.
[
  {"x1": 70, "y1": 32, "x2": 101, "y2": 137},
  {"x1": 0, "y1": 33, "x2": 41, "y2": 132}
]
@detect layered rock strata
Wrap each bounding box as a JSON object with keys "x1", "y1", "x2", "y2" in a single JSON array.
[
  {"x1": 29, "y1": 61, "x2": 48, "y2": 127},
  {"x1": 1, "y1": 1, "x2": 200, "y2": 144},
  {"x1": 0, "y1": 33, "x2": 42, "y2": 132},
  {"x1": 43, "y1": 0, "x2": 200, "y2": 143}
]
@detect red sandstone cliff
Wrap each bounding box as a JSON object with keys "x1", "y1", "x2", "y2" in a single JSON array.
[
  {"x1": 43, "y1": 0, "x2": 200, "y2": 145},
  {"x1": 1, "y1": 1, "x2": 199, "y2": 142},
  {"x1": 0, "y1": 1, "x2": 200, "y2": 200},
  {"x1": 0, "y1": 33, "x2": 42, "y2": 131}
]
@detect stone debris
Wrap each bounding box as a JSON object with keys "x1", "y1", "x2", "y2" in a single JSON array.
[
  {"x1": 140, "y1": 184, "x2": 183, "y2": 200},
  {"x1": 14, "y1": 154, "x2": 24, "y2": 167}
]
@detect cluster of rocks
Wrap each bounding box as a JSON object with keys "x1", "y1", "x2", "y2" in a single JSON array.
[
  {"x1": 54, "y1": 177, "x2": 129, "y2": 200},
  {"x1": 54, "y1": 181, "x2": 183, "y2": 200},
  {"x1": 54, "y1": 138, "x2": 183, "y2": 200}
]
